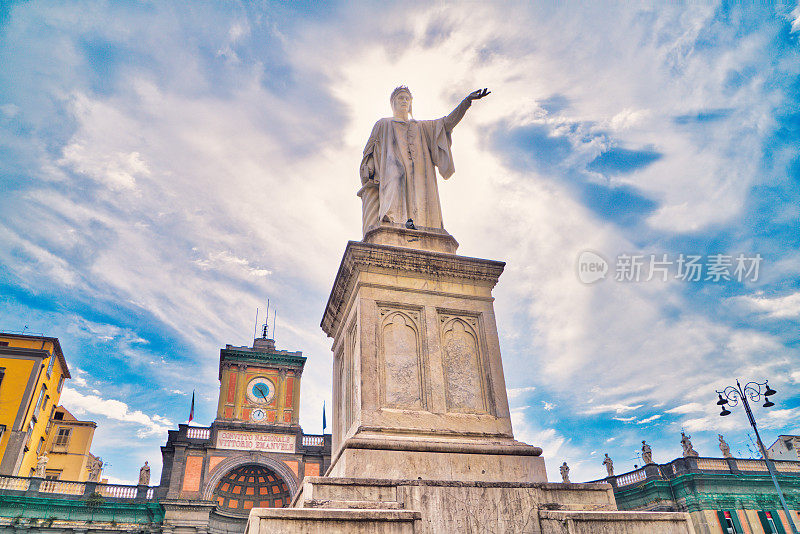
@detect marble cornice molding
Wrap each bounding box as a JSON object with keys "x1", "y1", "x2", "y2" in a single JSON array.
[{"x1": 321, "y1": 240, "x2": 505, "y2": 337}]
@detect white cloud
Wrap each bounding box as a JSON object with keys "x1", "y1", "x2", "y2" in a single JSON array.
[
  {"x1": 738, "y1": 292, "x2": 800, "y2": 318},
  {"x1": 507, "y1": 386, "x2": 536, "y2": 399},
  {"x1": 790, "y1": 2, "x2": 800, "y2": 33},
  {"x1": 584, "y1": 403, "x2": 644, "y2": 415},
  {"x1": 1, "y1": 103, "x2": 20, "y2": 117},
  {"x1": 193, "y1": 250, "x2": 272, "y2": 278},
  {"x1": 60, "y1": 387, "x2": 174, "y2": 438},
  {"x1": 637, "y1": 414, "x2": 662, "y2": 424},
  {"x1": 665, "y1": 403, "x2": 705, "y2": 414}
]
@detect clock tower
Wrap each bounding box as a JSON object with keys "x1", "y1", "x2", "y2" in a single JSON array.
[
  {"x1": 216, "y1": 336, "x2": 304, "y2": 426},
  {"x1": 158, "y1": 331, "x2": 330, "y2": 534}
]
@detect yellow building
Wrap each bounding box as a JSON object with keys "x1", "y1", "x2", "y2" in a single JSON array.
[
  {"x1": 43, "y1": 405, "x2": 99, "y2": 481},
  {"x1": 0, "y1": 332, "x2": 70, "y2": 477}
]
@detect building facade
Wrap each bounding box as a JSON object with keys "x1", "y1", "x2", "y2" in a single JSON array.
[
  {"x1": 605, "y1": 455, "x2": 800, "y2": 533},
  {"x1": 158, "y1": 335, "x2": 331, "y2": 534},
  {"x1": 0, "y1": 333, "x2": 70, "y2": 477},
  {"x1": 44, "y1": 406, "x2": 99, "y2": 482},
  {"x1": 769, "y1": 436, "x2": 800, "y2": 462}
]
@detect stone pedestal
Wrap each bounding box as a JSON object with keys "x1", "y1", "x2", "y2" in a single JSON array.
[
  {"x1": 320, "y1": 227, "x2": 545, "y2": 483},
  {"x1": 247, "y1": 226, "x2": 697, "y2": 533},
  {"x1": 247, "y1": 476, "x2": 697, "y2": 533}
]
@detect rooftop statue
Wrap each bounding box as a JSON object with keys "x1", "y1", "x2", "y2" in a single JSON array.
[
  {"x1": 718, "y1": 434, "x2": 733, "y2": 458},
  {"x1": 358, "y1": 86, "x2": 490, "y2": 235},
  {"x1": 641, "y1": 440, "x2": 653, "y2": 464},
  {"x1": 681, "y1": 432, "x2": 699, "y2": 458},
  {"x1": 603, "y1": 453, "x2": 614, "y2": 476},
  {"x1": 560, "y1": 461, "x2": 571, "y2": 483}
]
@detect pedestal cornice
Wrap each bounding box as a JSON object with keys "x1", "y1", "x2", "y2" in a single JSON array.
[{"x1": 321, "y1": 240, "x2": 505, "y2": 337}]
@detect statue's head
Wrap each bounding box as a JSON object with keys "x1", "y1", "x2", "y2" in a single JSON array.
[{"x1": 390, "y1": 85, "x2": 413, "y2": 116}]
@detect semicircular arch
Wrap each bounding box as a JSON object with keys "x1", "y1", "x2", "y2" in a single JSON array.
[{"x1": 201, "y1": 452, "x2": 299, "y2": 501}]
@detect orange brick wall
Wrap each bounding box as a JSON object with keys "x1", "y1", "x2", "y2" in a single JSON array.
[
  {"x1": 304, "y1": 463, "x2": 320, "y2": 477},
  {"x1": 226, "y1": 374, "x2": 237, "y2": 403},
  {"x1": 182, "y1": 455, "x2": 204, "y2": 492},
  {"x1": 208, "y1": 455, "x2": 225, "y2": 473},
  {"x1": 284, "y1": 460, "x2": 298, "y2": 478},
  {"x1": 285, "y1": 377, "x2": 293, "y2": 407}
]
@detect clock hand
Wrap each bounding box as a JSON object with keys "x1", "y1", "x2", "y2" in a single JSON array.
[{"x1": 255, "y1": 384, "x2": 269, "y2": 399}]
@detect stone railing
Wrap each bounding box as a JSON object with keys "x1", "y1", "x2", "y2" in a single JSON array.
[
  {"x1": 0, "y1": 475, "x2": 158, "y2": 502},
  {"x1": 301, "y1": 435, "x2": 325, "y2": 447},
  {"x1": 616, "y1": 468, "x2": 647, "y2": 487},
  {"x1": 775, "y1": 461, "x2": 800, "y2": 473},
  {"x1": 99, "y1": 484, "x2": 139, "y2": 499},
  {"x1": 600, "y1": 456, "x2": 800, "y2": 487},
  {"x1": 735, "y1": 459, "x2": 769, "y2": 472},
  {"x1": 0, "y1": 476, "x2": 30, "y2": 491},
  {"x1": 186, "y1": 426, "x2": 212, "y2": 440},
  {"x1": 696, "y1": 458, "x2": 730, "y2": 471},
  {"x1": 40, "y1": 479, "x2": 84, "y2": 495}
]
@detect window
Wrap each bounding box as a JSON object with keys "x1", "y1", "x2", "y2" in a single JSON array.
[
  {"x1": 0, "y1": 341, "x2": 8, "y2": 346},
  {"x1": 34, "y1": 385, "x2": 46, "y2": 413},
  {"x1": 57, "y1": 376, "x2": 65, "y2": 393},
  {"x1": 46, "y1": 352, "x2": 55, "y2": 376},
  {"x1": 44, "y1": 470, "x2": 61, "y2": 480},
  {"x1": 54, "y1": 427, "x2": 71, "y2": 448},
  {"x1": 43, "y1": 395, "x2": 49, "y2": 412},
  {"x1": 758, "y1": 511, "x2": 787, "y2": 534},
  {"x1": 717, "y1": 511, "x2": 743, "y2": 533},
  {"x1": 53, "y1": 411, "x2": 64, "y2": 421},
  {"x1": 23, "y1": 421, "x2": 34, "y2": 451},
  {"x1": 36, "y1": 437, "x2": 45, "y2": 455},
  {"x1": 0, "y1": 367, "x2": 5, "y2": 388}
]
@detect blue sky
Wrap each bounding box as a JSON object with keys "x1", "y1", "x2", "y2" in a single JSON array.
[{"x1": 1, "y1": 1, "x2": 799, "y2": 484}]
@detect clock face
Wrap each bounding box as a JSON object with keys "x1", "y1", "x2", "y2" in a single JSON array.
[
  {"x1": 247, "y1": 377, "x2": 275, "y2": 404},
  {"x1": 250, "y1": 408, "x2": 266, "y2": 422}
]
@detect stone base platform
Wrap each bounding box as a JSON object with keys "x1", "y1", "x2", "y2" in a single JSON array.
[
  {"x1": 328, "y1": 436, "x2": 546, "y2": 483},
  {"x1": 246, "y1": 477, "x2": 697, "y2": 533}
]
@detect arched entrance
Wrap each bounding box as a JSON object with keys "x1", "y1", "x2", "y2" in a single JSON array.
[{"x1": 211, "y1": 464, "x2": 291, "y2": 514}]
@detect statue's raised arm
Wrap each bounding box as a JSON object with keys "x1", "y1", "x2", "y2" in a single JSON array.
[{"x1": 357, "y1": 86, "x2": 490, "y2": 236}]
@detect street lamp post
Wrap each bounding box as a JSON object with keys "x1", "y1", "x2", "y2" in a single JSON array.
[{"x1": 716, "y1": 379, "x2": 798, "y2": 534}]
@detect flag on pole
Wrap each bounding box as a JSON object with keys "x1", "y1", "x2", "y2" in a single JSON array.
[
  {"x1": 322, "y1": 401, "x2": 327, "y2": 433},
  {"x1": 188, "y1": 390, "x2": 195, "y2": 424}
]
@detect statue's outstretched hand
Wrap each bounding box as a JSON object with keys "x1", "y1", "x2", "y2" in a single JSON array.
[{"x1": 467, "y1": 88, "x2": 491, "y2": 101}]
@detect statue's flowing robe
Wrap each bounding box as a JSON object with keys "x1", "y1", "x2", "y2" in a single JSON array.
[{"x1": 360, "y1": 99, "x2": 470, "y2": 230}]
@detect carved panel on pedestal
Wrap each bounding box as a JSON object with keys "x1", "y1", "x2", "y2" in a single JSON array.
[
  {"x1": 344, "y1": 321, "x2": 357, "y2": 433},
  {"x1": 439, "y1": 314, "x2": 487, "y2": 414},
  {"x1": 333, "y1": 347, "x2": 344, "y2": 444},
  {"x1": 378, "y1": 307, "x2": 425, "y2": 410}
]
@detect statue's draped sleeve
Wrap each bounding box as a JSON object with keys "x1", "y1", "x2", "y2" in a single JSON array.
[
  {"x1": 420, "y1": 98, "x2": 471, "y2": 180},
  {"x1": 360, "y1": 121, "x2": 382, "y2": 185}
]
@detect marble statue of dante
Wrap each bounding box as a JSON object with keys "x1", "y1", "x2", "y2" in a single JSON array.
[
  {"x1": 641, "y1": 440, "x2": 653, "y2": 464},
  {"x1": 602, "y1": 453, "x2": 614, "y2": 476},
  {"x1": 681, "y1": 432, "x2": 699, "y2": 457},
  {"x1": 560, "y1": 461, "x2": 570, "y2": 483},
  {"x1": 139, "y1": 461, "x2": 151, "y2": 485},
  {"x1": 718, "y1": 434, "x2": 733, "y2": 458},
  {"x1": 359, "y1": 86, "x2": 490, "y2": 233}
]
